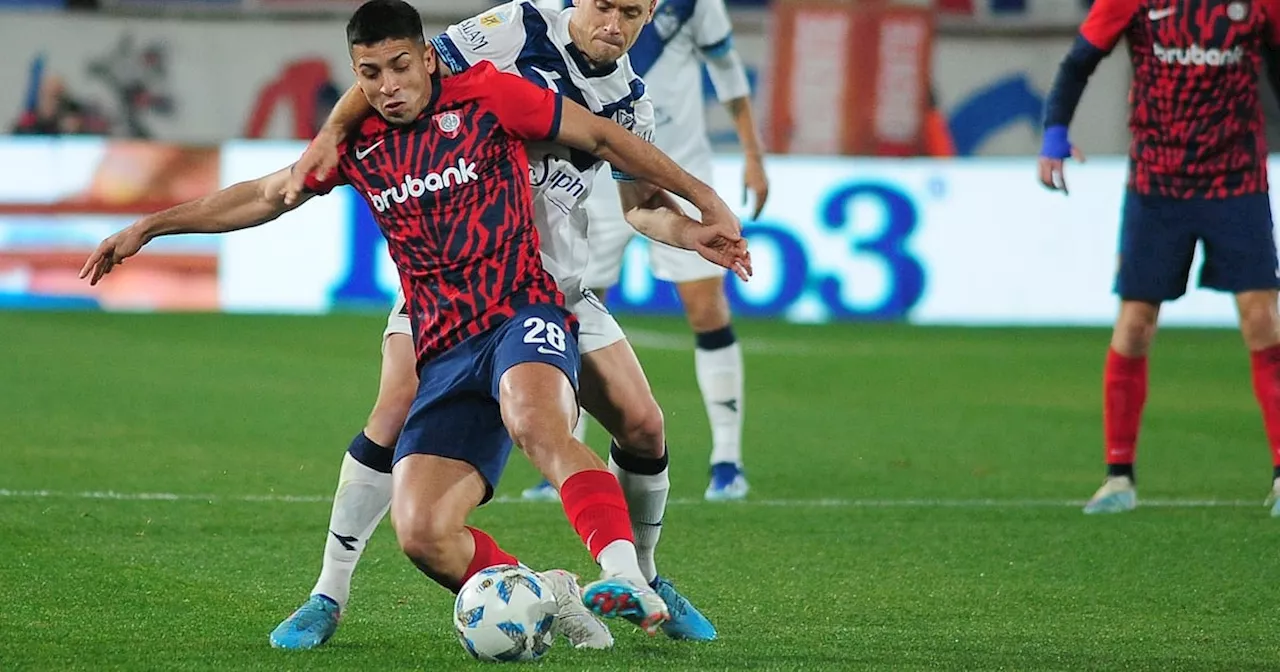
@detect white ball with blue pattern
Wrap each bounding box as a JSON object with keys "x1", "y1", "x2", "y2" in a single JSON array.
[{"x1": 453, "y1": 564, "x2": 558, "y2": 662}]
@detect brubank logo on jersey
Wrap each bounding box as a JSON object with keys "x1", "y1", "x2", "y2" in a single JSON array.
[
  {"x1": 367, "y1": 158, "x2": 479, "y2": 213},
  {"x1": 1153, "y1": 43, "x2": 1245, "y2": 67}
]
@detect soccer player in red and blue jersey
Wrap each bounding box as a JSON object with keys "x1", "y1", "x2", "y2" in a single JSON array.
[
  {"x1": 80, "y1": 0, "x2": 749, "y2": 641},
  {"x1": 1040, "y1": 0, "x2": 1280, "y2": 514}
]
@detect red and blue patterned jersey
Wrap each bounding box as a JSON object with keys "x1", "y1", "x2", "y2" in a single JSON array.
[
  {"x1": 1079, "y1": 0, "x2": 1280, "y2": 197},
  {"x1": 306, "y1": 61, "x2": 565, "y2": 364}
]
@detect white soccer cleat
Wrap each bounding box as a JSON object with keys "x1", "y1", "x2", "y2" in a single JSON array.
[
  {"x1": 539, "y1": 569, "x2": 614, "y2": 649},
  {"x1": 1265, "y1": 478, "x2": 1280, "y2": 517},
  {"x1": 1083, "y1": 476, "x2": 1137, "y2": 514}
]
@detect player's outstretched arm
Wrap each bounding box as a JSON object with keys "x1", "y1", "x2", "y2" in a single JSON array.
[
  {"x1": 624, "y1": 196, "x2": 752, "y2": 281},
  {"x1": 283, "y1": 84, "x2": 374, "y2": 205},
  {"x1": 79, "y1": 167, "x2": 306, "y2": 285},
  {"x1": 558, "y1": 103, "x2": 751, "y2": 279},
  {"x1": 554, "y1": 100, "x2": 734, "y2": 228}
]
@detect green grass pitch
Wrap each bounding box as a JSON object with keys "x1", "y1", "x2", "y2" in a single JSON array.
[{"x1": 5, "y1": 311, "x2": 1280, "y2": 670}]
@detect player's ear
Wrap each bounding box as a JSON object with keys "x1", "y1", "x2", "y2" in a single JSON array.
[
  {"x1": 645, "y1": 0, "x2": 657, "y2": 24},
  {"x1": 422, "y1": 42, "x2": 438, "y2": 76}
]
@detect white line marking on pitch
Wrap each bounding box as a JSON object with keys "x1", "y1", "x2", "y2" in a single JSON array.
[{"x1": 0, "y1": 489, "x2": 1263, "y2": 509}]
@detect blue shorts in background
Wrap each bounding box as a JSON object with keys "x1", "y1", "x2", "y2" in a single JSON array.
[{"x1": 1116, "y1": 190, "x2": 1280, "y2": 302}]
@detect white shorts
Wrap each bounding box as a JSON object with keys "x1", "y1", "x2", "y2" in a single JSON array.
[
  {"x1": 382, "y1": 287, "x2": 625, "y2": 356},
  {"x1": 583, "y1": 157, "x2": 726, "y2": 289},
  {"x1": 383, "y1": 292, "x2": 412, "y2": 354}
]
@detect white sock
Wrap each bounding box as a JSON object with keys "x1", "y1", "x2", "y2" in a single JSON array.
[
  {"x1": 596, "y1": 539, "x2": 646, "y2": 585},
  {"x1": 608, "y1": 453, "x2": 668, "y2": 584},
  {"x1": 311, "y1": 452, "x2": 392, "y2": 610},
  {"x1": 572, "y1": 410, "x2": 588, "y2": 444},
  {"x1": 696, "y1": 339, "x2": 745, "y2": 466}
]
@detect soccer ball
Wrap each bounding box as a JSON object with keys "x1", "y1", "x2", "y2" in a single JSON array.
[{"x1": 453, "y1": 564, "x2": 558, "y2": 662}]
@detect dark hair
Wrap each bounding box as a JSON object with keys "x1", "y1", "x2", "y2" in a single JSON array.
[{"x1": 346, "y1": 0, "x2": 425, "y2": 48}]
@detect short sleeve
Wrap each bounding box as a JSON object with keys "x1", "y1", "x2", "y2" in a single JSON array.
[
  {"x1": 1079, "y1": 0, "x2": 1140, "y2": 51},
  {"x1": 482, "y1": 65, "x2": 564, "y2": 141},
  {"x1": 693, "y1": 0, "x2": 736, "y2": 57},
  {"x1": 430, "y1": 1, "x2": 528, "y2": 75}
]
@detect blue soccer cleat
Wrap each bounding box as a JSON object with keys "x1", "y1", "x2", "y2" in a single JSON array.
[
  {"x1": 705, "y1": 462, "x2": 749, "y2": 501},
  {"x1": 521, "y1": 478, "x2": 560, "y2": 502},
  {"x1": 581, "y1": 576, "x2": 669, "y2": 635},
  {"x1": 651, "y1": 576, "x2": 717, "y2": 641},
  {"x1": 269, "y1": 594, "x2": 341, "y2": 650},
  {"x1": 1082, "y1": 476, "x2": 1136, "y2": 515}
]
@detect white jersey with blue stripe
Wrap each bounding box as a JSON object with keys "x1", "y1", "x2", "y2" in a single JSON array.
[
  {"x1": 622, "y1": 0, "x2": 739, "y2": 165},
  {"x1": 431, "y1": 0, "x2": 655, "y2": 299}
]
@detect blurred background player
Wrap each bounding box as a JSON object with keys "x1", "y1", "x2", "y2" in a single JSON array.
[
  {"x1": 1039, "y1": 0, "x2": 1280, "y2": 514},
  {"x1": 271, "y1": 0, "x2": 745, "y2": 649},
  {"x1": 523, "y1": 0, "x2": 767, "y2": 503}
]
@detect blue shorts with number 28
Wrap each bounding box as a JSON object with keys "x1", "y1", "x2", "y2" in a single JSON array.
[{"x1": 393, "y1": 302, "x2": 580, "y2": 503}]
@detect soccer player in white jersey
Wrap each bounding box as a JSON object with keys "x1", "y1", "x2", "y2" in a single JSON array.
[
  {"x1": 523, "y1": 0, "x2": 766, "y2": 503},
  {"x1": 269, "y1": 0, "x2": 728, "y2": 650}
]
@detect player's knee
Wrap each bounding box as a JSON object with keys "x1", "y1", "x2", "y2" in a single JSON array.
[
  {"x1": 394, "y1": 508, "x2": 459, "y2": 570},
  {"x1": 678, "y1": 279, "x2": 731, "y2": 332},
  {"x1": 613, "y1": 396, "x2": 665, "y2": 458},
  {"x1": 1112, "y1": 303, "x2": 1159, "y2": 356},
  {"x1": 506, "y1": 409, "x2": 562, "y2": 460}
]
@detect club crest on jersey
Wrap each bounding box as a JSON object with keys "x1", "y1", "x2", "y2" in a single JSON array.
[
  {"x1": 653, "y1": 5, "x2": 680, "y2": 40},
  {"x1": 614, "y1": 108, "x2": 636, "y2": 132},
  {"x1": 1228, "y1": 0, "x2": 1249, "y2": 21},
  {"x1": 435, "y1": 111, "x2": 462, "y2": 138}
]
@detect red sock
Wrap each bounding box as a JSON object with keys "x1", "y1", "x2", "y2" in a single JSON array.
[
  {"x1": 1250, "y1": 344, "x2": 1280, "y2": 467},
  {"x1": 1104, "y1": 348, "x2": 1148, "y2": 467},
  {"x1": 461, "y1": 526, "x2": 519, "y2": 586},
  {"x1": 559, "y1": 469, "x2": 634, "y2": 559}
]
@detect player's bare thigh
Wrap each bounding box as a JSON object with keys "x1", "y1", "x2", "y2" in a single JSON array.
[
  {"x1": 499, "y1": 362, "x2": 605, "y2": 485},
  {"x1": 365, "y1": 333, "x2": 418, "y2": 447},
  {"x1": 570, "y1": 290, "x2": 665, "y2": 457},
  {"x1": 578, "y1": 339, "x2": 665, "y2": 459},
  {"x1": 391, "y1": 453, "x2": 487, "y2": 589}
]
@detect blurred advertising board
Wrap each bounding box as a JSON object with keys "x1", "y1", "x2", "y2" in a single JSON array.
[{"x1": 0, "y1": 138, "x2": 1259, "y2": 328}]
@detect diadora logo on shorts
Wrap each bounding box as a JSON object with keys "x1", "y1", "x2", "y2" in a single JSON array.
[
  {"x1": 1153, "y1": 43, "x2": 1245, "y2": 67},
  {"x1": 367, "y1": 158, "x2": 479, "y2": 212}
]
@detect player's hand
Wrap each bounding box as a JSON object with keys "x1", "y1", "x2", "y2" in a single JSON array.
[
  {"x1": 282, "y1": 127, "x2": 344, "y2": 206},
  {"x1": 79, "y1": 223, "x2": 150, "y2": 286},
  {"x1": 1038, "y1": 148, "x2": 1086, "y2": 194},
  {"x1": 743, "y1": 153, "x2": 769, "y2": 220},
  {"x1": 1038, "y1": 125, "x2": 1085, "y2": 194},
  {"x1": 690, "y1": 218, "x2": 752, "y2": 282}
]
